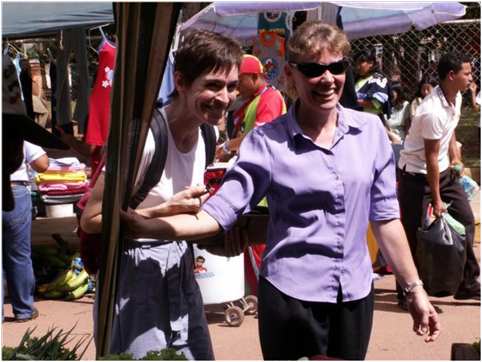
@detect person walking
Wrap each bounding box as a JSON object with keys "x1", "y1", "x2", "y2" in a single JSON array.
[
  {"x1": 3, "y1": 141, "x2": 48, "y2": 322},
  {"x1": 397, "y1": 52, "x2": 480, "y2": 308},
  {"x1": 121, "y1": 21, "x2": 440, "y2": 360},
  {"x1": 81, "y1": 30, "x2": 243, "y2": 359}
]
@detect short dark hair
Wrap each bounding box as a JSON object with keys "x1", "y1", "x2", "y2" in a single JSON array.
[
  {"x1": 354, "y1": 49, "x2": 376, "y2": 64},
  {"x1": 174, "y1": 30, "x2": 242, "y2": 89},
  {"x1": 415, "y1": 75, "x2": 437, "y2": 98},
  {"x1": 437, "y1": 52, "x2": 472, "y2": 80},
  {"x1": 196, "y1": 256, "x2": 205, "y2": 262},
  {"x1": 353, "y1": 49, "x2": 378, "y2": 74}
]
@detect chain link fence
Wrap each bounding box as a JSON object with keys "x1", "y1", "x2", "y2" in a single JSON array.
[{"x1": 350, "y1": 20, "x2": 481, "y2": 104}]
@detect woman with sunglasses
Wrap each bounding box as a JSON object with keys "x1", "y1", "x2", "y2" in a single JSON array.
[{"x1": 121, "y1": 21, "x2": 440, "y2": 360}]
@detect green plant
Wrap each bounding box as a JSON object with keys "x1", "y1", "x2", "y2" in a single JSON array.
[
  {"x1": 100, "y1": 348, "x2": 187, "y2": 360},
  {"x1": 2, "y1": 325, "x2": 91, "y2": 360},
  {"x1": 473, "y1": 339, "x2": 481, "y2": 355}
]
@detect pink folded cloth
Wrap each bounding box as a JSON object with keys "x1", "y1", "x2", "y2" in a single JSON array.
[
  {"x1": 44, "y1": 163, "x2": 86, "y2": 172},
  {"x1": 42, "y1": 189, "x2": 87, "y2": 196},
  {"x1": 38, "y1": 181, "x2": 89, "y2": 192}
]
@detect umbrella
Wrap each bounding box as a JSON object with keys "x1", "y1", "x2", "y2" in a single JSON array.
[
  {"x1": 180, "y1": 1, "x2": 466, "y2": 40},
  {"x1": 1, "y1": 2, "x2": 114, "y2": 39},
  {"x1": 333, "y1": 1, "x2": 466, "y2": 39},
  {"x1": 180, "y1": 2, "x2": 319, "y2": 40}
]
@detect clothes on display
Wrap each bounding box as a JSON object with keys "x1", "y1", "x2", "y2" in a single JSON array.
[
  {"x1": 35, "y1": 157, "x2": 88, "y2": 205},
  {"x1": 85, "y1": 38, "x2": 116, "y2": 147},
  {"x1": 55, "y1": 29, "x2": 91, "y2": 132}
]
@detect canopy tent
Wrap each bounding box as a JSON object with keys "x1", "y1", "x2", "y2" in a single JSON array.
[
  {"x1": 180, "y1": 1, "x2": 466, "y2": 40},
  {"x1": 2, "y1": 2, "x2": 114, "y2": 39},
  {"x1": 334, "y1": 1, "x2": 466, "y2": 39}
]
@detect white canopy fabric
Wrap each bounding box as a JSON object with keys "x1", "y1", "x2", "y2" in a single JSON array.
[
  {"x1": 2, "y1": 2, "x2": 114, "y2": 38},
  {"x1": 333, "y1": 1, "x2": 466, "y2": 39},
  {"x1": 180, "y1": 1, "x2": 466, "y2": 40}
]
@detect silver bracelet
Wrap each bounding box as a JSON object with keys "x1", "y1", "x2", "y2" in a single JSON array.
[{"x1": 403, "y1": 280, "x2": 424, "y2": 295}]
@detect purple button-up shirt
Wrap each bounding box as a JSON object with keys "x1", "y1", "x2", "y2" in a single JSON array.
[{"x1": 203, "y1": 103, "x2": 400, "y2": 303}]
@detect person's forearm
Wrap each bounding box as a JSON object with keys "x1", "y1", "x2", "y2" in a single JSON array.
[
  {"x1": 60, "y1": 133, "x2": 95, "y2": 158},
  {"x1": 137, "y1": 203, "x2": 172, "y2": 219},
  {"x1": 448, "y1": 133, "x2": 461, "y2": 164},
  {"x1": 139, "y1": 210, "x2": 221, "y2": 240},
  {"x1": 371, "y1": 219, "x2": 421, "y2": 288},
  {"x1": 426, "y1": 156, "x2": 441, "y2": 204}
]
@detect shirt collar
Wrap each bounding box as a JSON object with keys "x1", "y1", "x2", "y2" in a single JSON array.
[
  {"x1": 435, "y1": 85, "x2": 461, "y2": 110},
  {"x1": 286, "y1": 101, "x2": 368, "y2": 143}
]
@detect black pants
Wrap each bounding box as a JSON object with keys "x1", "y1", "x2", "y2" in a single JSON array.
[
  {"x1": 397, "y1": 168, "x2": 480, "y2": 299},
  {"x1": 258, "y1": 277, "x2": 374, "y2": 360}
]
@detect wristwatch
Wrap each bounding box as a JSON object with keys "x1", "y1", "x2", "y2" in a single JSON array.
[{"x1": 403, "y1": 280, "x2": 424, "y2": 295}]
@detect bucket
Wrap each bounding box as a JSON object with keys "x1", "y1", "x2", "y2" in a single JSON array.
[
  {"x1": 193, "y1": 245, "x2": 244, "y2": 304},
  {"x1": 45, "y1": 203, "x2": 74, "y2": 218}
]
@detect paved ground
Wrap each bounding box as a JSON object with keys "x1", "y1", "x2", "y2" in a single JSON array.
[
  {"x1": 2, "y1": 246, "x2": 479, "y2": 360},
  {"x1": 2, "y1": 194, "x2": 480, "y2": 360}
]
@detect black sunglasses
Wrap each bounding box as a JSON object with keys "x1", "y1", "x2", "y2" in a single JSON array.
[{"x1": 289, "y1": 59, "x2": 349, "y2": 78}]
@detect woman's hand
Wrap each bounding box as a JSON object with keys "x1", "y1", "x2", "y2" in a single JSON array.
[
  {"x1": 407, "y1": 288, "x2": 441, "y2": 342},
  {"x1": 166, "y1": 185, "x2": 210, "y2": 214},
  {"x1": 137, "y1": 185, "x2": 210, "y2": 219}
]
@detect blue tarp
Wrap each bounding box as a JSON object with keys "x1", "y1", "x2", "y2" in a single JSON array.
[{"x1": 2, "y1": 2, "x2": 114, "y2": 38}]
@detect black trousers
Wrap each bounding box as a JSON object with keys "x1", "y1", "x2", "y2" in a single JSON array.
[
  {"x1": 397, "y1": 167, "x2": 480, "y2": 299},
  {"x1": 258, "y1": 277, "x2": 374, "y2": 360}
]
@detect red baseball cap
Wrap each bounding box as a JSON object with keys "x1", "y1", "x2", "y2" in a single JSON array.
[{"x1": 239, "y1": 54, "x2": 264, "y2": 75}]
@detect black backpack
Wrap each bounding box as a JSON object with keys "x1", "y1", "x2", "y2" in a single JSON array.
[
  {"x1": 78, "y1": 107, "x2": 216, "y2": 274},
  {"x1": 129, "y1": 107, "x2": 216, "y2": 208}
]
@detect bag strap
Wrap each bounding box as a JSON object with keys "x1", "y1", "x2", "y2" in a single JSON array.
[
  {"x1": 129, "y1": 109, "x2": 216, "y2": 209},
  {"x1": 200, "y1": 123, "x2": 216, "y2": 167},
  {"x1": 129, "y1": 108, "x2": 168, "y2": 209}
]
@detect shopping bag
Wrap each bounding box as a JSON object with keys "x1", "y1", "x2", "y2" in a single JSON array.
[{"x1": 416, "y1": 210, "x2": 466, "y2": 296}]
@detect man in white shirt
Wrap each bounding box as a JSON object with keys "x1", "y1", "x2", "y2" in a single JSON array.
[
  {"x1": 3, "y1": 142, "x2": 48, "y2": 322},
  {"x1": 397, "y1": 52, "x2": 480, "y2": 308}
]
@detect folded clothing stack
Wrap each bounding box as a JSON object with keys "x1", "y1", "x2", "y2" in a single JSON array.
[{"x1": 36, "y1": 158, "x2": 89, "y2": 204}]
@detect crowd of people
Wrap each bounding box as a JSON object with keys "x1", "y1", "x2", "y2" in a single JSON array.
[{"x1": 3, "y1": 15, "x2": 480, "y2": 361}]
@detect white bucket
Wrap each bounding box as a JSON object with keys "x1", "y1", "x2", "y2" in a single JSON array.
[
  {"x1": 193, "y1": 245, "x2": 244, "y2": 304},
  {"x1": 45, "y1": 203, "x2": 74, "y2": 218}
]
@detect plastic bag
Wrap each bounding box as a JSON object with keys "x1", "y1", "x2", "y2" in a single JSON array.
[
  {"x1": 416, "y1": 211, "x2": 466, "y2": 296},
  {"x1": 459, "y1": 175, "x2": 480, "y2": 201}
]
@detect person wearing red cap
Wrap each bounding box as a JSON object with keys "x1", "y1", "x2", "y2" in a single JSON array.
[
  {"x1": 217, "y1": 54, "x2": 286, "y2": 296},
  {"x1": 217, "y1": 54, "x2": 286, "y2": 158}
]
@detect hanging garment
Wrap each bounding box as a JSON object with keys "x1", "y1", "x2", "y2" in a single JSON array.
[
  {"x1": 85, "y1": 40, "x2": 116, "y2": 146},
  {"x1": 55, "y1": 29, "x2": 90, "y2": 130}
]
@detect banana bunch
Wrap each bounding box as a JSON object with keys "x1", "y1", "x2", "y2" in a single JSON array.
[
  {"x1": 32, "y1": 234, "x2": 77, "y2": 285},
  {"x1": 37, "y1": 256, "x2": 94, "y2": 300}
]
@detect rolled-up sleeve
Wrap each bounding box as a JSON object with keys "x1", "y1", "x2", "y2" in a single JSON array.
[
  {"x1": 369, "y1": 123, "x2": 400, "y2": 221},
  {"x1": 203, "y1": 127, "x2": 272, "y2": 230}
]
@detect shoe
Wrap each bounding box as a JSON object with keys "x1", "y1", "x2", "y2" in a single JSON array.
[
  {"x1": 453, "y1": 288, "x2": 481, "y2": 300},
  {"x1": 14, "y1": 308, "x2": 39, "y2": 323}
]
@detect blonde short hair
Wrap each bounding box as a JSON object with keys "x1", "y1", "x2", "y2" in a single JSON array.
[{"x1": 287, "y1": 21, "x2": 350, "y2": 62}]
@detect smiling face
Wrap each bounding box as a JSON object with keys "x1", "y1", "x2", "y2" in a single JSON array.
[
  {"x1": 286, "y1": 48, "x2": 346, "y2": 115},
  {"x1": 176, "y1": 66, "x2": 239, "y2": 127}
]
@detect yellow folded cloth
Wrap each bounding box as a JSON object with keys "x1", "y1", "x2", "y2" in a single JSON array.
[{"x1": 35, "y1": 171, "x2": 87, "y2": 183}]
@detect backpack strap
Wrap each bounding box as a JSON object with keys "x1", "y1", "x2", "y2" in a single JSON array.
[
  {"x1": 200, "y1": 123, "x2": 216, "y2": 167},
  {"x1": 129, "y1": 109, "x2": 216, "y2": 209},
  {"x1": 129, "y1": 108, "x2": 168, "y2": 209}
]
